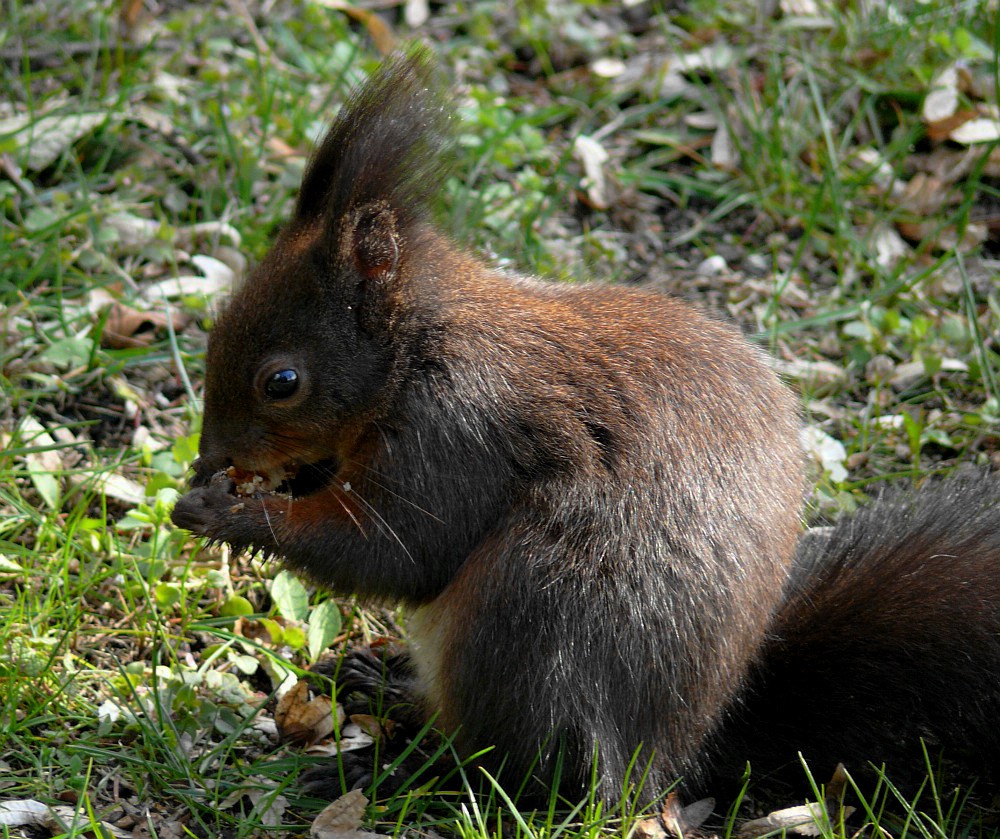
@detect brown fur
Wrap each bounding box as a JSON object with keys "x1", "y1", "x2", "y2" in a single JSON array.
[{"x1": 172, "y1": 48, "x2": 1000, "y2": 804}]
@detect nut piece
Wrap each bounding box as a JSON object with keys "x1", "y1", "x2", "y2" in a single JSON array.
[{"x1": 225, "y1": 466, "x2": 272, "y2": 497}]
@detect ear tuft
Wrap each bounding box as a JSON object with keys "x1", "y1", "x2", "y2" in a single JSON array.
[
  {"x1": 344, "y1": 200, "x2": 400, "y2": 282},
  {"x1": 296, "y1": 45, "x2": 451, "y2": 229}
]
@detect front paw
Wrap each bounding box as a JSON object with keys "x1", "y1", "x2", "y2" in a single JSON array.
[{"x1": 171, "y1": 485, "x2": 245, "y2": 538}]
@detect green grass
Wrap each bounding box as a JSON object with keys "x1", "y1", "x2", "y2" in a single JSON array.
[{"x1": 1, "y1": 0, "x2": 998, "y2": 836}]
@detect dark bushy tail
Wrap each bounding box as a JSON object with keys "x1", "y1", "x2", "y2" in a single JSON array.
[{"x1": 720, "y1": 469, "x2": 1000, "y2": 794}]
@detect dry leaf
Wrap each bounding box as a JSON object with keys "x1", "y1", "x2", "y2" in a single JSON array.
[
  {"x1": 67, "y1": 469, "x2": 147, "y2": 506},
  {"x1": 574, "y1": 134, "x2": 612, "y2": 210},
  {"x1": 174, "y1": 220, "x2": 243, "y2": 248},
  {"x1": 710, "y1": 123, "x2": 737, "y2": 169},
  {"x1": 349, "y1": 713, "x2": 396, "y2": 740},
  {"x1": 313, "y1": 789, "x2": 367, "y2": 832},
  {"x1": 0, "y1": 112, "x2": 111, "y2": 171},
  {"x1": 119, "y1": 0, "x2": 147, "y2": 37},
  {"x1": 18, "y1": 417, "x2": 65, "y2": 510},
  {"x1": 105, "y1": 212, "x2": 164, "y2": 251},
  {"x1": 660, "y1": 792, "x2": 692, "y2": 837},
  {"x1": 800, "y1": 426, "x2": 848, "y2": 482},
  {"x1": 266, "y1": 136, "x2": 299, "y2": 158},
  {"x1": 895, "y1": 219, "x2": 987, "y2": 253},
  {"x1": 310, "y1": 790, "x2": 384, "y2": 839},
  {"x1": 0, "y1": 799, "x2": 128, "y2": 836},
  {"x1": 305, "y1": 720, "x2": 375, "y2": 756},
  {"x1": 591, "y1": 57, "x2": 626, "y2": 78},
  {"x1": 633, "y1": 816, "x2": 667, "y2": 839},
  {"x1": 90, "y1": 472, "x2": 148, "y2": 505},
  {"x1": 926, "y1": 109, "x2": 979, "y2": 142},
  {"x1": 774, "y1": 358, "x2": 845, "y2": 388},
  {"x1": 636, "y1": 792, "x2": 714, "y2": 839},
  {"x1": 739, "y1": 802, "x2": 828, "y2": 837},
  {"x1": 313, "y1": 831, "x2": 385, "y2": 839},
  {"x1": 0, "y1": 799, "x2": 51, "y2": 828},
  {"x1": 140, "y1": 273, "x2": 232, "y2": 302},
  {"x1": 898, "y1": 172, "x2": 955, "y2": 216},
  {"x1": 685, "y1": 112, "x2": 719, "y2": 130},
  {"x1": 190, "y1": 253, "x2": 236, "y2": 285},
  {"x1": 137, "y1": 248, "x2": 237, "y2": 302},
  {"x1": 102, "y1": 302, "x2": 190, "y2": 348},
  {"x1": 217, "y1": 778, "x2": 289, "y2": 826},
  {"x1": 106, "y1": 213, "x2": 243, "y2": 254},
  {"x1": 824, "y1": 763, "x2": 849, "y2": 800},
  {"x1": 909, "y1": 146, "x2": 981, "y2": 184},
  {"x1": 634, "y1": 814, "x2": 668, "y2": 839},
  {"x1": 891, "y1": 358, "x2": 968, "y2": 391},
  {"x1": 132, "y1": 102, "x2": 183, "y2": 138},
  {"x1": 923, "y1": 65, "x2": 959, "y2": 126},
  {"x1": 779, "y1": 0, "x2": 820, "y2": 16},
  {"x1": 312, "y1": 1, "x2": 396, "y2": 54},
  {"x1": 404, "y1": 0, "x2": 429, "y2": 27},
  {"x1": 274, "y1": 679, "x2": 337, "y2": 746},
  {"x1": 739, "y1": 799, "x2": 853, "y2": 838},
  {"x1": 950, "y1": 116, "x2": 1000, "y2": 145},
  {"x1": 674, "y1": 42, "x2": 736, "y2": 74},
  {"x1": 871, "y1": 224, "x2": 909, "y2": 268},
  {"x1": 663, "y1": 792, "x2": 714, "y2": 836}
]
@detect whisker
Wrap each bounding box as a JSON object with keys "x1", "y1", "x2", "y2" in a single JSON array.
[
  {"x1": 332, "y1": 485, "x2": 367, "y2": 536},
  {"x1": 252, "y1": 433, "x2": 424, "y2": 558},
  {"x1": 345, "y1": 487, "x2": 416, "y2": 566},
  {"x1": 347, "y1": 467, "x2": 444, "y2": 524},
  {"x1": 259, "y1": 493, "x2": 281, "y2": 547}
]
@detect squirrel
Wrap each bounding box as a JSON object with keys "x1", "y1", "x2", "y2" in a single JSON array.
[{"x1": 171, "y1": 47, "x2": 1000, "y2": 805}]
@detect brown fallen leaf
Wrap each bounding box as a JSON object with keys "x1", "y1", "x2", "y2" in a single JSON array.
[
  {"x1": 275, "y1": 679, "x2": 338, "y2": 746},
  {"x1": 739, "y1": 765, "x2": 853, "y2": 838},
  {"x1": 305, "y1": 720, "x2": 376, "y2": 757},
  {"x1": 738, "y1": 800, "x2": 855, "y2": 838},
  {"x1": 266, "y1": 136, "x2": 300, "y2": 159},
  {"x1": 824, "y1": 763, "x2": 849, "y2": 800},
  {"x1": 349, "y1": 713, "x2": 395, "y2": 740},
  {"x1": 311, "y1": 790, "x2": 386, "y2": 839},
  {"x1": 635, "y1": 791, "x2": 715, "y2": 838},
  {"x1": 898, "y1": 172, "x2": 955, "y2": 216},
  {"x1": 635, "y1": 814, "x2": 668, "y2": 839},
  {"x1": 119, "y1": 0, "x2": 145, "y2": 31},
  {"x1": 896, "y1": 219, "x2": 987, "y2": 253},
  {"x1": 666, "y1": 792, "x2": 714, "y2": 836},
  {"x1": 101, "y1": 302, "x2": 190, "y2": 349},
  {"x1": 926, "y1": 109, "x2": 981, "y2": 142},
  {"x1": 312, "y1": 1, "x2": 396, "y2": 55}
]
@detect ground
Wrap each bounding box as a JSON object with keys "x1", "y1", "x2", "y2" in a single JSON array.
[{"x1": 0, "y1": 0, "x2": 998, "y2": 837}]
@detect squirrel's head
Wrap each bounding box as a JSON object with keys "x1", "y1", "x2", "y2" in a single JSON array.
[{"x1": 192, "y1": 46, "x2": 451, "y2": 489}]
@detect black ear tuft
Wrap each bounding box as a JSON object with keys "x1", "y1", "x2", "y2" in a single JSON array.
[
  {"x1": 344, "y1": 201, "x2": 400, "y2": 282},
  {"x1": 296, "y1": 45, "x2": 452, "y2": 239}
]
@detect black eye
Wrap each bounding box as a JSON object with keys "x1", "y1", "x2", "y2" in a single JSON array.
[{"x1": 264, "y1": 368, "x2": 299, "y2": 399}]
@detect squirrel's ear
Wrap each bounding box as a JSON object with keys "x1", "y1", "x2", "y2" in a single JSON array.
[{"x1": 340, "y1": 200, "x2": 401, "y2": 283}]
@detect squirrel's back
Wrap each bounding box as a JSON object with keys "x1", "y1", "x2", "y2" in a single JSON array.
[{"x1": 385, "y1": 254, "x2": 808, "y2": 793}]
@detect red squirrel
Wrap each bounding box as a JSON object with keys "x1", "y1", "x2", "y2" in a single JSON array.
[{"x1": 171, "y1": 48, "x2": 1000, "y2": 803}]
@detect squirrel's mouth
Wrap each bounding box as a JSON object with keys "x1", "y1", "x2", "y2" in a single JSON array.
[
  {"x1": 281, "y1": 458, "x2": 338, "y2": 497},
  {"x1": 220, "y1": 458, "x2": 339, "y2": 499}
]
